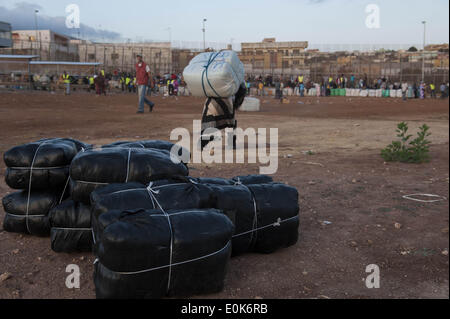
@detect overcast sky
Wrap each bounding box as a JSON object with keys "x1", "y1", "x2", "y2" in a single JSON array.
[{"x1": 0, "y1": 0, "x2": 448, "y2": 48}]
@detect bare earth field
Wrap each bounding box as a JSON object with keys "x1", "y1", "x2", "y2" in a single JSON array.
[{"x1": 0, "y1": 91, "x2": 448, "y2": 299}]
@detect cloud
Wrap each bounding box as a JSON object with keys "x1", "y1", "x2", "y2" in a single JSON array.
[{"x1": 0, "y1": 2, "x2": 121, "y2": 41}]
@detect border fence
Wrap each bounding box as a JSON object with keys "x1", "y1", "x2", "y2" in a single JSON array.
[{"x1": 0, "y1": 39, "x2": 448, "y2": 86}]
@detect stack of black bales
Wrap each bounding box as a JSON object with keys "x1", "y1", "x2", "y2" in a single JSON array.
[
  {"x1": 94, "y1": 208, "x2": 234, "y2": 299},
  {"x1": 90, "y1": 175, "x2": 299, "y2": 298},
  {"x1": 91, "y1": 176, "x2": 298, "y2": 256},
  {"x1": 50, "y1": 140, "x2": 188, "y2": 253},
  {"x1": 2, "y1": 138, "x2": 88, "y2": 237},
  {"x1": 70, "y1": 145, "x2": 189, "y2": 204}
]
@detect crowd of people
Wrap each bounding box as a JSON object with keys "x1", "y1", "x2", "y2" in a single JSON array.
[
  {"x1": 244, "y1": 74, "x2": 450, "y2": 100},
  {"x1": 5, "y1": 70, "x2": 449, "y2": 102}
]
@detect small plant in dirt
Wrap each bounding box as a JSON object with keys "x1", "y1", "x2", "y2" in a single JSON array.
[{"x1": 381, "y1": 122, "x2": 432, "y2": 163}]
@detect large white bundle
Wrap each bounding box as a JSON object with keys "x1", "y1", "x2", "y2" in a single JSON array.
[
  {"x1": 239, "y1": 97, "x2": 261, "y2": 112},
  {"x1": 376, "y1": 89, "x2": 383, "y2": 98},
  {"x1": 390, "y1": 90, "x2": 397, "y2": 98},
  {"x1": 183, "y1": 50, "x2": 245, "y2": 98},
  {"x1": 395, "y1": 89, "x2": 403, "y2": 98},
  {"x1": 360, "y1": 90, "x2": 369, "y2": 97},
  {"x1": 369, "y1": 89, "x2": 376, "y2": 97}
]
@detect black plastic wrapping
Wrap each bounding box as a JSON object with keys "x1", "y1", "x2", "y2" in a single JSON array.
[
  {"x1": 49, "y1": 200, "x2": 93, "y2": 253},
  {"x1": 90, "y1": 182, "x2": 214, "y2": 246},
  {"x1": 69, "y1": 148, "x2": 189, "y2": 204},
  {"x1": 91, "y1": 180, "x2": 299, "y2": 256},
  {"x1": 4, "y1": 138, "x2": 89, "y2": 190},
  {"x1": 102, "y1": 140, "x2": 190, "y2": 163},
  {"x1": 2, "y1": 190, "x2": 67, "y2": 236},
  {"x1": 94, "y1": 208, "x2": 233, "y2": 299},
  {"x1": 246, "y1": 183, "x2": 300, "y2": 254}
]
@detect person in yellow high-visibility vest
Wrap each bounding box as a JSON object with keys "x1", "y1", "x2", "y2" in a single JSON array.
[
  {"x1": 89, "y1": 76, "x2": 95, "y2": 92},
  {"x1": 298, "y1": 75, "x2": 304, "y2": 84},
  {"x1": 132, "y1": 77, "x2": 137, "y2": 93},
  {"x1": 430, "y1": 83, "x2": 436, "y2": 99},
  {"x1": 62, "y1": 71, "x2": 71, "y2": 95},
  {"x1": 125, "y1": 76, "x2": 131, "y2": 93},
  {"x1": 101, "y1": 69, "x2": 105, "y2": 77}
]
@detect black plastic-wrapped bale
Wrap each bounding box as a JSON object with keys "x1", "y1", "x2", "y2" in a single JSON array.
[
  {"x1": 246, "y1": 183, "x2": 300, "y2": 254},
  {"x1": 94, "y1": 208, "x2": 233, "y2": 299},
  {"x1": 4, "y1": 138, "x2": 88, "y2": 190},
  {"x1": 146, "y1": 174, "x2": 274, "y2": 186},
  {"x1": 70, "y1": 148, "x2": 189, "y2": 204},
  {"x1": 91, "y1": 180, "x2": 299, "y2": 256},
  {"x1": 102, "y1": 140, "x2": 190, "y2": 163},
  {"x1": 207, "y1": 184, "x2": 256, "y2": 255},
  {"x1": 231, "y1": 175, "x2": 273, "y2": 185},
  {"x1": 49, "y1": 200, "x2": 93, "y2": 253},
  {"x1": 2, "y1": 190, "x2": 66, "y2": 236},
  {"x1": 90, "y1": 182, "x2": 215, "y2": 245}
]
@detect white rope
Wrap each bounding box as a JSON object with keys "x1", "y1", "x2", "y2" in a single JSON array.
[
  {"x1": 99, "y1": 241, "x2": 231, "y2": 276},
  {"x1": 146, "y1": 182, "x2": 174, "y2": 293},
  {"x1": 6, "y1": 213, "x2": 46, "y2": 218},
  {"x1": 52, "y1": 227, "x2": 93, "y2": 231},
  {"x1": 232, "y1": 216, "x2": 298, "y2": 238},
  {"x1": 25, "y1": 142, "x2": 47, "y2": 234},
  {"x1": 9, "y1": 166, "x2": 69, "y2": 170},
  {"x1": 58, "y1": 177, "x2": 70, "y2": 204},
  {"x1": 74, "y1": 180, "x2": 109, "y2": 185},
  {"x1": 234, "y1": 178, "x2": 258, "y2": 245},
  {"x1": 403, "y1": 193, "x2": 447, "y2": 203},
  {"x1": 125, "y1": 149, "x2": 132, "y2": 183}
]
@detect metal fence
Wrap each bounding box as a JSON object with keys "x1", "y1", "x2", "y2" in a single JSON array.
[{"x1": 0, "y1": 39, "x2": 448, "y2": 85}]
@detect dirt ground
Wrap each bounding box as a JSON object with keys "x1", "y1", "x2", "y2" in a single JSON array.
[{"x1": 0, "y1": 90, "x2": 448, "y2": 299}]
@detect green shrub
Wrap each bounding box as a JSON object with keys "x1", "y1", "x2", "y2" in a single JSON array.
[{"x1": 381, "y1": 122, "x2": 431, "y2": 163}]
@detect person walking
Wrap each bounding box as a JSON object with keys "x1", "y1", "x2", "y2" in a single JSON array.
[
  {"x1": 135, "y1": 55, "x2": 155, "y2": 114},
  {"x1": 94, "y1": 71, "x2": 106, "y2": 96},
  {"x1": 440, "y1": 83, "x2": 447, "y2": 99},
  {"x1": 62, "y1": 71, "x2": 71, "y2": 95},
  {"x1": 420, "y1": 82, "x2": 426, "y2": 99},
  {"x1": 200, "y1": 83, "x2": 246, "y2": 150},
  {"x1": 430, "y1": 83, "x2": 436, "y2": 98},
  {"x1": 401, "y1": 81, "x2": 408, "y2": 101}
]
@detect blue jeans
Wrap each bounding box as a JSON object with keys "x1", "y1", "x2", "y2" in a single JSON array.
[{"x1": 138, "y1": 85, "x2": 154, "y2": 112}]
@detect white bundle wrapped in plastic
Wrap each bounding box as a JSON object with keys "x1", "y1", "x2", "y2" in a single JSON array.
[
  {"x1": 183, "y1": 50, "x2": 245, "y2": 98},
  {"x1": 239, "y1": 97, "x2": 261, "y2": 112},
  {"x1": 389, "y1": 90, "x2": 396, "y2": 98},
  {"x1": 396, "y1": 89, "x2": 403, "y2": 98},
  {"x1": 360, "y1": 90, "x2": 369, "y2": 97},
  {"x1": 376, "y1": 89, "x2": 383, "y2": 98},
  {"x1": 369, "y1": 89, "x2": 377, "y2": 97}
]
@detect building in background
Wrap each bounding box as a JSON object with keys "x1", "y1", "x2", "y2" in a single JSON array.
[
  {"x1": 0, "y1": 22, "x2": 12, "y2": 48},
  {"x1": 0, "y1": 30, "x2": 79, "y2": 61},
  {"x1": 239, "y1": 38, "x2": 309, "y2": 76},
  {"x1": 74, "y1": 40, "x2": 172, "y2": 75},
  {"x1": 171, "y1": 49, "x2": 202, "y2": 74}
]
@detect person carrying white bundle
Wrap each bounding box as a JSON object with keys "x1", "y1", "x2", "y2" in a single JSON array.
[{"x1": 183, "y1": 50, "x2": 247, "y2": 150}]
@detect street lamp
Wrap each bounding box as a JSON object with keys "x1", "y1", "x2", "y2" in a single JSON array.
[
  {"x1": 34, "y1": 9, "x2": 40, "y2": 52},
  {"x1": 422, "y1": 21, "x2": 426, "y2": 83},
  {"x1": 165, "y1": 27, "x2": 172, "y2": 44},
  {"x1": 202, "y1": 18, "x2": 207, "y2": 51}
]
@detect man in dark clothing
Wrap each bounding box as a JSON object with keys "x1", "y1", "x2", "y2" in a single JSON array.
[{"x1": 200, "y1": 83, "x2": 247, "y2": 150}]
